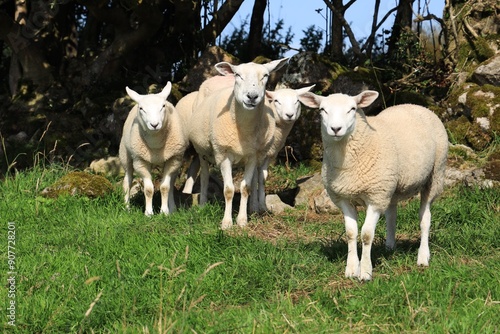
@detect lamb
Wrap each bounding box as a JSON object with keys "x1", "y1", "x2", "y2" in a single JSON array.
[
  {"x1": 298, "y1": 90, "x2": 448, "y2": 281},
  {"x1": 119, "y1": 82, "x2": 188, "y2": 216},
  {"x1": 250, "y1": 85, "x2": 316, "y2": 213},
  {"x1": 188, "y1": 58, "x2": 289, "y2": 229}
]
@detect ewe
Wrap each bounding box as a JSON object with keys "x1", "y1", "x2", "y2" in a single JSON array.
[
  {"x1": 299, "y1": 90, "x2": 448, "y2": 281},
  {"x1": 188, "y1": 58, "x2": 289, "y2": 229},
  {"x1": 176, "y1": 75, "x2": 236, "y2": 195},
  {"x1": 250, "y1": 85, "x2": 315, "y2": 213},
  {"x1": 119, "y1": 82, "x2": 188, "y2": 216}
]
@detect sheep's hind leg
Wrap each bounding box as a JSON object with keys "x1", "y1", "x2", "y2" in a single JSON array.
[
  {"x1": 141, "y1": 175, "x2": 155, "y2": 216},
  {"x1": 236, "y1": 158, "x2": 256, "y2": 227},
  {"x1": 219, "y1": 158, "x2": 235, "y2": 229},
  {"x1": 249, "y1": 167, "x2": 260, "y2": 214},
  {"x1": 199, "y1": 157, "x2": 209, "y2": 205},
  {"x1": 182, "y1": 155, "x2": 200, "y2": 194},
  {"x1": 258, "y1": 159, "x2": 269, "y2": 213},
  {"x1": 417, "y1": 195, "x2": 432, "y2": 266},
  {"x1": 385, "y1": 203, "x2": 397, "y2": 250},
  {"x1": 122, "y1": 160, "x2": 133, "y2": 210},
  {"x1": 339, "y1": 200, "x2": 360, "y2": 279},
  {"x1": 359, "y1": 205, "x2": 381, "y2": 281},
  {"x1": 159, "y1": 161, "x2": 181, "y2": 214}
]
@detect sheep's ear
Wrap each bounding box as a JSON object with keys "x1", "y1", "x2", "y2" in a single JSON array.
[
  {"x1": 298, "y1": 92, "x2": 323, "y2": 109},
  {"x1": 296, "y1": 84, "x2": 316, "y2": 96},
  {"x1": 159, "y1": 81, "x2": 172, "y2": 99},
  {"x1": 214, "y1": 62, "x2": 235, "y2": 76},
  {"x1": 264, "y1": 57, "x2": 289, "y2": 73},
  {"x1": 265, "y1": 90, "x2": 274, "y2": 102},
  {"x1": 355, "y1": 90, "x2": 379, "y2": 108},
  {"x1": 126, "y1": 86, "x2": 142, "y2": 103}
]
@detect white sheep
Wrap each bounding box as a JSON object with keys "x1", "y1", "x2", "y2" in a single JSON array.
[
  {"x1": 188, "y1": 58, "x2": 289, "y2": 229},
  {"x1": 250, "y1": 85, "x2": 316, "y2": 213},
  {"x1": 298, "y1": 91, "x2": 448, "y2": 281},
  {"x1": 119, "y1": 82, "x2": 188, "y2": 216},
  {"x1": 176, "y1": 75, "x2": 236, "y2": 195}
]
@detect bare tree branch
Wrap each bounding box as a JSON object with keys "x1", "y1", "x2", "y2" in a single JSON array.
[{"x1": 323, "y1": 0, "x2": 363, "y2": 60}]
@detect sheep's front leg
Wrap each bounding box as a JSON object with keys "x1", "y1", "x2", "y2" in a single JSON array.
[
  {"x1": 135, "y1": 161, "x2": 154, "y2": 216},
  {"x1": 417, "y1": 200, "x2": 431, "y2": 266},
  {"x1": 219, "y1": 158, "x2": 235, "y2": 229},
  {"x1": 237, "y1": 157, "x2": 256, "y2": 227},
  {"x1": 338, "y1": 200, "x2": 360, "y2": 278},
  {"x1": 359, "y1": 205, "x2": 381, "y2": 281}
]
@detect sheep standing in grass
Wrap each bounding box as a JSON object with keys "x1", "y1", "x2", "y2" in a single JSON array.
[
  {"x1": 299, "y1": 90, "x2": 448, "y2": 281},
  {"x1": 119, "y1": 82, "x2": 188, "y2": 216},
  {"x1": 250, "y1": 85, "x2": 315, "y2": 213},
  {"x1": 188, "y1": 58, "x2": 289, "y2": 229},
  {"x1": 176, "y1": 75, "x2": 236, "y2": 195}
]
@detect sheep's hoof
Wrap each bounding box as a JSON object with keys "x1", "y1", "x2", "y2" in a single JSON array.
[
  {"x1": 221, "y1": 219, "x2": 233, "y2": 230},
  {"x1": 417, "y1": 249, "x2": 430, "y2": 266},
  {"x1": 236, "y1": 216, "x2": 248, "y2": 227},
  {"x1": 144, "y1": 209, "x2": 154, "y2": 216},
  {"x1": 358, "y1": 271, "x2": 373, "y2": 281},
  {"x1": 345, "y1": 264, "x2": 360, "y2": 279}
]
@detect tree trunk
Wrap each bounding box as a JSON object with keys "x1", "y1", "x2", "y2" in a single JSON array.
[
  {"x1": 329, "y1": 0, "x2": 345, "y2": 63},
  {"x1": 247, "y1": 0, "x2": 267, "y2": 61},
  {"x1": 201, "y1": 0, "x2": 245, "y2": 47},
  {"x1": 387, "y1": 0, "x2": 415, "y2": 59}
]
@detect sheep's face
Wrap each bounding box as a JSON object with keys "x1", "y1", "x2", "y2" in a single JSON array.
[
  {"x1": 126, "y1": 82, "x2": 172, "y2": 132},
  {"x1": 215, "y1": 58, "x2": 290, "y2": 111},
  {"x1": 267, "y1": 85, "x2": 316, "y2": 123},
  {"x1": 298, "y1": 90, "x2": 379, "y2": 142},
  {"x1": 319, "y1": 94, "x2": 359, "y2": 141}
]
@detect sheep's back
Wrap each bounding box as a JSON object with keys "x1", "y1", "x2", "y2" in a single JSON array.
[
  {"x1": 370, "y1": 104, "x2": 448, "y2": 199},
  {"x1": 176, "y1": 91, "x2": 198, "y2": 131}
]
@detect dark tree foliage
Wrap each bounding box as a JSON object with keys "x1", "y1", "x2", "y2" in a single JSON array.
[
  {"x1": 221, "y1": 18, "x2": 293, "y2": 62},
  {"x1": 300, "y1": 25, "x2": 323, "y2": 53}
]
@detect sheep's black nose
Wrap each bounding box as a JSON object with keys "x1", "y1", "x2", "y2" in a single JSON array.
[
  {"x1": 285, "y1": 113, "x2": 294, "y2": 119},
  {"x1": 151, "y1": 123, "x2": 159, "y2": 129},
  {"x1": 331, "y1": 126, "x2": 341, "y2": 134},
  {"x1": 247, "y1": 93, "x2": 258, "y2": 102}
]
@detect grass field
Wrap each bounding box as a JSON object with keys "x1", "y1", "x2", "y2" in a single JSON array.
[{"x1": 1, "y1": 164, "x2": 499, "y2": 333}]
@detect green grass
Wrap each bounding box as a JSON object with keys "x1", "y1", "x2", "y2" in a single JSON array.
[{"x1": 0, "y1": 165, "x2": 499, "y2": 333}]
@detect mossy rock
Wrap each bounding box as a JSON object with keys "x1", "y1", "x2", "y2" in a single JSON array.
[
  {"x1": 41, "y1": 171, "x2": 114, "y2": 198},
  {"x1": 446, "y1": 116, "x2": 492, "y2": 151}
]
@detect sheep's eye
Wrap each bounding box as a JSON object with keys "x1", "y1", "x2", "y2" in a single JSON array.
[
  {"x1": 261, "y1": 74, "x2": 269, "y2": 81},
  {"x1": 347, "y1": 107, "x2": 356, "y2": 114},
  {"x1": 274, "y1": 99, "x2": 281, "y2": 105},
  {"x1": 139, "y1": 107, "x2": 145, "y2": 113},
  {"x1": 320, "y1": 108, "x2": 328, "y2": 115},
  {"x1": 234, "y1": 73, "x2": 242, "y2": 80}
]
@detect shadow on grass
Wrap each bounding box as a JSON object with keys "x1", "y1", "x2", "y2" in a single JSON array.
[{"x1": 317, "y1": 234, "x2": 423, "y2": 268}]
